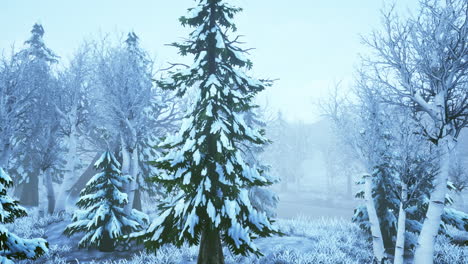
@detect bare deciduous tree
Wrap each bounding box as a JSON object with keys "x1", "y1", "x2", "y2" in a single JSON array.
[{"x1": 361, "y1": 1, "x2": 467, "y2": 262}]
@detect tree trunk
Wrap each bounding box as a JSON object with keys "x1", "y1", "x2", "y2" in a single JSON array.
[
  {"x1": 394, "y1": 183, "x2": 407, "y2": 264},
  {"x1": 70, "y1": 152, "x2": 101, "y2": 198},
  {"x1": 364, "y1": 174, "x2": 386, "y2": 263},
  {"x1": 121, "y1": 144, "x2": 130, "y2": 179},
  {"x1": 55, "y1": 126, "x2": 78, "y2": 213},
  {"x1": 44, "y1": 168, "x2": 55, "y2": 215},
  {"x1": 124, "y1": 147, "x2": 139, "y2": 215},
  {"x1": 280, "y1": 176, "x2": 288, "y2": 192},
  {"x1": 133, "y1": 189, "x2": 142, "y2": 211},
  {"x1": 326, "y1": 169, "x2": 333, "y2": 199},
  {"x1": 197, "y1": 228, "x2": 225, "y2": 264},
  {"x1": 414, "y1": 137, "x2": 454, "y2": 264},
  {"x1": 20, "y1": 168, "x2": 39, "y2": 206},
  {"x1": 0, "y1": 143, "x2": 11, "y2": 168},
  {"x1": 38, "y1": 169, "x2": 47, "y2": 217},
  {"x1": 347, "y1": 172, "x2": 353, "y2": 198},
  {"x1": 98, "y1": 231, "x2": 115, "y2": 252}
]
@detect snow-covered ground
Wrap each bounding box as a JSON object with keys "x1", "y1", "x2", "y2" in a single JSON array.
[
  {"x1": 276, "y1": 191, "x2": 356, "y2": 219},
  {"x1": 9, "y1": 209, "x2": 467, "y2": 264}
]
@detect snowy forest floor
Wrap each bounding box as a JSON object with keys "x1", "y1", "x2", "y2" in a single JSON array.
[
  {"x1": 276, "y1": 191, "x2": 357, "y2": 219},
  {"x1": 9, "y1": 209, "x2": 467, "y2": 264}
]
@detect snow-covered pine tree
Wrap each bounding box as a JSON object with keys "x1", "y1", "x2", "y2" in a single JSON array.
[
  {"x1": 263, "y1": 111, "x2": 290, "y2": 192},
  {"x1": 0, "y1": 168, "x2": 48, "y2": 263},
  {"x1": 130, "y1": 0, "x2": 280, "y2": 263},
  {"x1": 19, "y1": 23, "x2": 59, "y2": 63},
  {"x1": 242, "y1": 108, "x2": 279, "y2": 218},
  {"x1": 353, "y1": 165, "x2": 468, "y2": 255},
  {"x1": 353, "y1": 165, "x2": 400, "y2": 255},
  {"x1": 64, "y1": 151, "x2": 148, "y2": 252}
]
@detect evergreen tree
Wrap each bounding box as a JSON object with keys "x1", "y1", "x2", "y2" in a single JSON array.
[
  {"x1": 353, "y1": 164, "x2": 468, "y2": 255},
  {"x1": 353, "y1": 165, "x2": 400, "y2": 255},
  {"x1": 242, "y1": 108, "x2": 279, "y2": 218},
  {"x1": 131, "y1": 0, "x2": 280, "y2": 263},
  {"x1": 64, "y1": 151, "x2": 148, "y2": 252},
  {"x1": 20, "y1": 23, "x2": 59, "y2": 63},
  {"x1": 0, "y1": 168, "x2": 48, "y2": 263},
  {"x1": 264, "y1": 111, "x2": 290, "y2": 192}
]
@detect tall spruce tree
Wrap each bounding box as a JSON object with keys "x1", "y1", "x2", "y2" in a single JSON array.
[
  {"x1": 64, "y1": 151, "x2": 148, "y2": 252},
  {"x1": 130, "y1": 0, "x2": 280, "y2": 263},
  {"x1": 0, "y1": 168, "x2": 48, "y2": 263}
]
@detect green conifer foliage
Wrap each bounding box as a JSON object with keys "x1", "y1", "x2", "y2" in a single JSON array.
[{"x1": 131, "y1": 0, "x2": 280, "y2": 261}]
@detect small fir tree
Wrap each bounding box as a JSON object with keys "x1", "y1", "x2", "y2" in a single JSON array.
[
  {"x1": 130, "y1": 0, "x2": 280, "y2": 263},
  {"x1": 0, "y1": 168, "x2": 48, "y2": 263},
  {"x1": 64, "y1": 151, "x2": 148, "y2": 252}
]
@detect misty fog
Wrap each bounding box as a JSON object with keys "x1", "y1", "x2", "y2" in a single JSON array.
[{"x1": 0, "y1": 0, "x2": 467, "y2": 264}]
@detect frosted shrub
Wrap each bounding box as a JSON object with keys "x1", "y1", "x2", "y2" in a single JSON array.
[
  {"x1": 124, "y1": 247, "x2": 183, "y2": 264},
  {"x1": 434, "y1": 235, "x2": 467, "y2": 264},
  {"x1": 12, "y1": 214, "x2": 468, "y2": 264},
  {"x1": 7, "y1": 208, "x2": 68, "y2": 240},
  {"x1": 276, "y1": 217, "x2": 373, "y2": 263},
  {"x1": 5, "y1": 216, "x2": 45, "y2": 238}
]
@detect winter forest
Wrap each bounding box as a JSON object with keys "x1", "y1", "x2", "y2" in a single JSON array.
[{"x1": 0, "y1": 0, "x2": 467, "y2": 263}]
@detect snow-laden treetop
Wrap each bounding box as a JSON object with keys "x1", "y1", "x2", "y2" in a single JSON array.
[{"x1": 21, "y1": 23, "x2": 59, "y2": 63}]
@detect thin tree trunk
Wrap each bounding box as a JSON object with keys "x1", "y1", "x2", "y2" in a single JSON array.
[
  {"x1": 44, "y1": 168, "x2": 55, "y2": 215},
  {"x1": 326, "y1": 169, "x2": 333, "y2": 199},
  {"x1": 364, "y1": 174, "x2": 385, "y2": 263},
  {"x1": 281, "y1": 175, "x2": 288, "y2": 192},
  {"x1": 121, "y1": 142, "x2": 131, "y2": 212},
  {"x1": 133, "y1": 189, "x2": 142, "y2": 211},
  {"x1": 38, "y1": 169, "x2": 47, "y2": 217},
  {"x1": 347, "y1": 172, "x2": 353, "y2": 198},
  {"x1": 70, "y1": 152, "x2": 101, "y2": 198},
  {"x1": 414, "y1": 137, "x2": 454, "y2": 264},
  {"x1": 121, "y1": 143, "x2": 130, "y2": 178},
  {"x1": 394, "y1": 183, "x2": 407, "y2": 264},
  {"x1": 20, "y1": 167, "x2": 39, "y2": 206},
  {"x1": 0, "y1": 143, "x2": 11, "y2": 168},
  {"x1": 124, "y1": 147, "x2": 139, "y2": 215},
  {"x1": 55, "y1": 126, "x2": 78, "y2": 213},
  {"x1": 197, "y1": 228, "x2": 225, "y2": 264}
]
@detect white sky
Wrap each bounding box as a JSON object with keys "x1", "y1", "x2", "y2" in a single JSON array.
[{"x1": 0, "y1": 0, "x2": 418, "y2": 123}]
